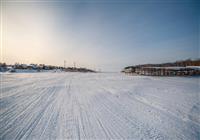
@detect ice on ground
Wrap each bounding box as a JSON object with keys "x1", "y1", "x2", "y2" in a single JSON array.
[{"x1": 0, "y1": 73, "x2": 199, "y2": 140}]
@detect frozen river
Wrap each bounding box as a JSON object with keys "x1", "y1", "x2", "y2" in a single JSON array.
[{"x1": 0, "y1": 72, "x2": 199, "y2": 140}]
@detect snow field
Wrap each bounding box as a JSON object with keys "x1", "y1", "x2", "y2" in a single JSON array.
[{"x1": 0, "y1": 73, "x2": 199, "y2": 140}]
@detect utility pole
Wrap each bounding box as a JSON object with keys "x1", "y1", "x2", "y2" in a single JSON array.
[
  {"x1": 73, "y1": 62, "x2": 76, "y2": 68},
  {"x1": 64, "y1": 60, "x2": 66, "y2": 68}
]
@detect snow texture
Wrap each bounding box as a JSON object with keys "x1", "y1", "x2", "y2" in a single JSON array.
[{"x1": 0, "y1": 72, "x2": 199, "y2": 140}]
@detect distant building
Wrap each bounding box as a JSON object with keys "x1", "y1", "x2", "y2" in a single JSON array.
[
  {"x1": 122, "y1": 59, "x2": 200, "y2": 76},
  {"x1": 133, "y1": 67, "x2": 200, "y2": 76}
]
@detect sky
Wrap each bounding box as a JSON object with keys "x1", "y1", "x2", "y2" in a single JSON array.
[{"x1": 0, "y1": 0, "x2": 199, "y2": 71}]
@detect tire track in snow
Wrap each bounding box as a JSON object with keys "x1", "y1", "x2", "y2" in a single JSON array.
[{"x1": 1, "y1": 87, "x2": 57, "y2": 139}]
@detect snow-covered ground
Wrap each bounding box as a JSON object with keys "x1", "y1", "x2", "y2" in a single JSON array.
[{"x1": 0, "y1": 72, "x2": 199, "y2": 140}]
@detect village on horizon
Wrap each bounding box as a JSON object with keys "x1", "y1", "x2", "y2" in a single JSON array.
[{"x1": 0, "y1": 62, "x2": 96, "y2": 73}]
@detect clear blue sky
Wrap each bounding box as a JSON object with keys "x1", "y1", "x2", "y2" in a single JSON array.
[{"x1": 2, "y1": 0, "x2": 199, "y2": 71}]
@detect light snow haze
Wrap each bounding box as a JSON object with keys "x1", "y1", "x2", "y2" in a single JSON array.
[{"x1": 1, "y1": 0, "x2": 199, "y2": 71}]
